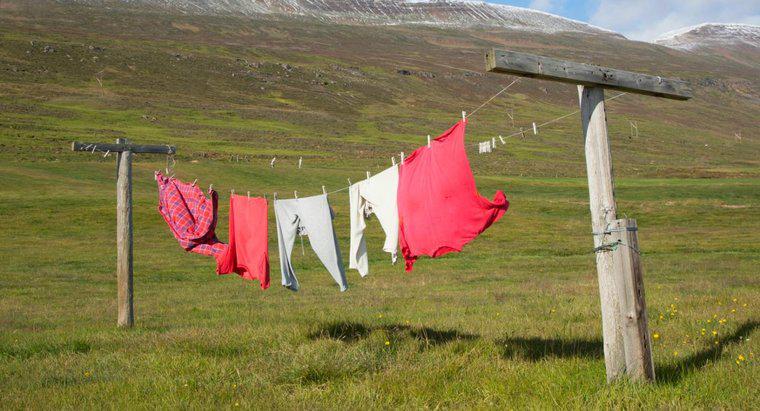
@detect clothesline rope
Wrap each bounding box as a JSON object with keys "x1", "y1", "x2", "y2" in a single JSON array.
[{"x1": 215, "y1": 88, "x2": 629, "y2": 199}]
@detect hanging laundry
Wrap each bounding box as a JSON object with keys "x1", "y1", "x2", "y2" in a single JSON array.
[
  {"x1": 397, "y1": 120, "x2": 509, "y2": 271},
  {"x1": 349, "y1": 164, "x2": 399, "y2": 277},
  {"x1": 156, "y1": 172, "x2": 227, "y2": 258},
  {"x1": 216, "y1": 195, "x2": 270, "y2": 289},
  {"x1": 274, "y1": 194, "x2": 347, "y2": 291}
]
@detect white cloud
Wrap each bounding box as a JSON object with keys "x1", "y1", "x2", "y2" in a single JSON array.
[
  {"x1": 588, "y1": 0, "x2": 760, "y2": 41},
  {"x1": 529, "y1": 0, "x2": 562, "y2": 13}
]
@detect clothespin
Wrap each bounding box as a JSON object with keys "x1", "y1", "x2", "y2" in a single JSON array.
[
  {"x1": 298, "y1": 157, "x2": 303, "y2": 169},
  {"x1": 347, "y1": 177, "x2": 352, "y2": 186},
  {"x1": 400, "y1": 152, "x2": 405, "y2": 165},
  {"x1": 322, "y1": 185, "x2": 327, "y2": 195},
  {"x1": 247, "y1": 191, "x2": 250, "y2": 199},
  {"x1": 270, "y1": 157, "x2": 276, "y2": 168},
  {"x1": 532, "y1": 122, "x2": 538, "y2": 135},
  {"x1": 520, "y1": 127, "x2": 526, "y2": 138},
  {"x1": 192, "y1": 179, "x2": 198, "y2": 186},
  {"x1": 103, "y1": 150, "x2": 110, "y2": 158},
  {"x1": 294, "y1": 191, "x2": 298, "y2": 199},
  {"x1": 274, "y1": 192, "x2": 278, "y2": 200},
  {"x1": 92, "y1": 145, "x2": 97, "y2": 154},
  {"x1": 391, "y1": 157, "x2": 396, "y2": 166},
  {"x1": 209, "y1": 184, "x2": 213, "y2": 192},
  {"x1": 492, "y1": 137, "x2": 496, "y2": 148},
  {"x1": 499, "y1": 135, "x2": 505, "y2": 144},
  {"x1": 366, "y1": 171, "x2": 371, "y2": 179},
  {"x1": 462, "y1": 111, "x2": 466, "y2": 122},
  {"x1": 427, "y1": 135, "x2": 431, "y2": 148},
  {"x1": 231, "y1": 188, "x2": 235, "y2": 195}
]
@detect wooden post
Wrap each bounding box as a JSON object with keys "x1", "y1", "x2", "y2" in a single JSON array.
[
  {"x1": 486, "y1": 48, "x2": 691, "y2": 384},
  {"x1": 72, "y1": 139, "x2": 175, "y2": 327},
  {"x1": 115, "y1": 138, "x2": 134, "y2": 328},
  {"x1": 610, "y1": 219, "x2": 655, "y2": 381},
  {"x1": 578, "y1": 85, "x2": 625, "y2": 382}
]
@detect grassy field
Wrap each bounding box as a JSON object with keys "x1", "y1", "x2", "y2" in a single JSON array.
[
  {"x1": 1, "y1": 158, "x2": 757, "y2": 408},
  {"x1": 0, "y1": 1, "x2": 758, "y2": 408}
]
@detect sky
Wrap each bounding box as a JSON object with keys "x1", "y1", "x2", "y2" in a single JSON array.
[{"x1": 491, "y1": 0, "x2": 760, "y2": 41}]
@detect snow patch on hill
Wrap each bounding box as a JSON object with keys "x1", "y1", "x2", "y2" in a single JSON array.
[
  {"x1": 656, "y1": 23, "x2": 760, "y2": 50},
  {"x1": 65, "y1": 0, "x2": 622, "y2": 37}
]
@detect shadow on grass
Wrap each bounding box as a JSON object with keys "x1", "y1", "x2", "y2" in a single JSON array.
[
  {"x1": 657, "y1": 320, "x2": 758, "y2": 385},
  {"x1": 497, "y1": 336, "x2": 603, "y2": 361},
  {"x1": 308, "y1": 321, "x2": 479, "y2": 346}
]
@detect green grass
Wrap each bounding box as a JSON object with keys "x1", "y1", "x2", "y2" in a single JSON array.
[
  {"x1": 0, "y1": 1, "x2": 758, "y2": 408},
  {"x1": 0, "y1": 159, "x2": 757, "y2": 409}
]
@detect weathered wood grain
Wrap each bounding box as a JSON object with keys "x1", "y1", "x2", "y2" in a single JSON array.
[
  {"x1": 487, "y1": 49, "x2": 692, "y2": 100},
  {"x1": 579, "y1": 85, "x2": 625, "y2": 382}
]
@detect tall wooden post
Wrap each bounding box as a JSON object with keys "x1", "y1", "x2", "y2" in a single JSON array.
[
  {"x1": 115, "y1": 138, "x2": 134, "y2": 327},
  {"x1": 578, "y1": 86, "x2": 625, "y2": 381},
  {"x1": 486, "y1": 49, "x2": 691, "y2": 383},
  {"x1": 72, "y1": 139, "x2": 175, "y2": 327}
]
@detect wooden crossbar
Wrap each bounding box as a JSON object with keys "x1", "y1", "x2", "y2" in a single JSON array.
[
  {"x1": 486, "y1": 49, "x2": 692, "y2": 100},
  {"x1": 72, "y1": 141, "x2": 176, "y2": 154}
]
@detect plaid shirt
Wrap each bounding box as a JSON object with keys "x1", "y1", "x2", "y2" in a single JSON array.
[{"x1": 156, "y1": 172, "x2": 227, "y2": 257}]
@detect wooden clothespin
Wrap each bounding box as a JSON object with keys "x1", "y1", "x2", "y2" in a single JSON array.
[
  {"x1": 322, "y1": 185, "x2": 327, "y2": 195},
  {"x1": 208, "y1": 184, "x2": 213, "y2": 192},
  {"x1": 366, "y1": 171, "x2": 371, "y2": 179},
  {"x1": 294, "y1": 191, "x2": 298, "y2": 199},
  {"x1": 298, "y1": 157, "x2": 303, "y2": 169},
  {"x1": 192, "y1": 178, "x2": 198, "y2": 186},
  {"x1": 520, "y1": 127, "x2": 526, "y2": 138},
  {"x1": 462, "y1": 111, "x2": 466, "y2": 122},
  {"x1": 532, "y1": 122, "x2": 538, "y2": 135},
  {"x1": 499, "y1": 135, "x2": 505, "y2": 144},
  {"x1": 273, "y1": 192, "x2": 278, "y2": 201},
  {"x1": 492, "y1": 137, "x2": 496, "y2": 148},
  {"x1": 427, "y1": 135, "x2": 431, "y2": 148},
  {"x1": 247, "y1": 191, "x2": 250, "y2": 199},
  {"x1": 392, "y1": 157, "x2": 396, "y2": 166},
  {"x1": 400, "y1": 152, "x2": 405, "y2": 165},
  {"x1": 231, "y1": 188, "x2": 235, "y2": 195},
  {"x1": 347, "y1": 177, "x2": 352, "y2": 186}
]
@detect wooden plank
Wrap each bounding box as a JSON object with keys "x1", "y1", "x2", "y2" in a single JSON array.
[
  {"x1": 116, "y1": 138, "x2": 134, "y2": 328},
  {"x1": 72, "y1": 141, "x2": 176, "y2": 154},
  {"x1": 610, "y1": 219, "x2": 656, "y2": 382},
  {"x1": 578, "y1": 86, "x2": 626, "y2": 382},
  {"x1": 487, "y1": 49, "x2": 692, "y2": 100}
]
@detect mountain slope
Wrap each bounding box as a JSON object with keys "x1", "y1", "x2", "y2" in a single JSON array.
[
  {"x1": 63, "y1": 0, "x2": 621, "y2": 36},
  {"x1": 656, "y1": 23, "x2": 760, "y2": 50}
]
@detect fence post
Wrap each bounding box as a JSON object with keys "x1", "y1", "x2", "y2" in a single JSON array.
[{"x1": 611, "y1": 219, "x2": 655, "y2": 381}]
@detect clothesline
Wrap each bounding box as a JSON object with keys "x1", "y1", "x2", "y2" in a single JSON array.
[
  {"x1": 311, "y1": 91, "x2": 629, "y2": 199},
  {"x1": 181, "y1": 87, "x2": 629, "y2": 200}
]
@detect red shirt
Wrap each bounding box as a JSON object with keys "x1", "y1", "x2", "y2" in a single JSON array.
[
  {"x1": 216, "y1": 195, "x2": 270, "y2": 289},
  {"x1": 397, "y1": 120, "x2": 509, "y2": 271}
]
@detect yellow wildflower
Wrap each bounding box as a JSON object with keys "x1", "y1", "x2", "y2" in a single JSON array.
[
  {"x1": 732, "y1": 298, "x2": 738, "y2": 303},
  {"x1": 731, "y1": 309, "x2": 736, "y2": 313},
  {"x1": 653, "y1": 333, "x2": 660, "y2": 340},
  {"x1": 701, "y1": 329, "x2": 706, "y2": 336},
  {"x1": 738, "y1": 354, "x2": 745, "y2": 361},
  {"x1": 673, "y1": 351, "x2": 679, "y2": 357},
  {"x1": 385, "y1": 340, "x2": 390, "y2": 346},
  {"x1": 712, "y1": 330, "x2": 718, "y2": 336},
  {"x1": 743, "y1": 303, "x2": 748, "y2": 307}
]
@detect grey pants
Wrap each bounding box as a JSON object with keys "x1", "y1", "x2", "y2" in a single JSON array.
[{"x1": 274, "y1": 194, "x2": 348, "y2": 292}]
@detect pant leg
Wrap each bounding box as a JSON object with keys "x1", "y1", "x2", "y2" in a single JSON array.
[
  {"x1": 348, "y1": 183, "x2": 369, "y2": 277},
  {"x1": 274, "y1": 199, "x2": 300, "y2": 291},
  {"x1": 299, "y1": 194, "x2": 348, "y2": 292}
]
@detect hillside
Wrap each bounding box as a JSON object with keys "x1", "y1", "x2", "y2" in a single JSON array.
[
  {"x1": 0, "y1": 0, "x2": 758, "y2": 178},
  {"x1": 62, "y1": 0, "x2": 620, "y2": 36}
]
